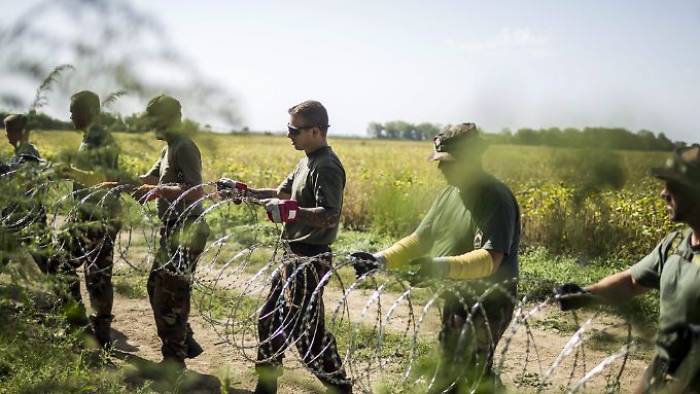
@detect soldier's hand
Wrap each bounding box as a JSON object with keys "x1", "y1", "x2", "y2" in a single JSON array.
[
  {"x1": 554, "y1": 283, "x2": 597, "y2": 311},
  {"x1": 265, "y1": 199, "x2": 299, "y2": 223},
  {"x1": 406, "y1": 257, "x2": 449, "y2": 286},
  {"x1": 216, "y1": 177, "x2": 248, "y2": 204},
  {"x1": 132, "y1": 184, "x2": 160, "y2": 204},
  {"x1": 349, "y1": 252, "x2": 383, "y2": 279}
]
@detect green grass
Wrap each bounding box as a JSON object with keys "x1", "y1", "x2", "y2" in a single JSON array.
[
  {"x1": 519, "y1": 247, "x2": 659, "y2": 329},
  {"x1": 113, "y1": 272, "x2": 148, "y2": 299},
  {"x1": 0, "y1": 281, "x2": 150, "y2": 394}
]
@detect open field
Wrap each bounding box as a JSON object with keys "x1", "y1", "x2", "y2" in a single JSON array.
[
  {"x1": 0, "y1": 130, "x2": 675, "y2": 393},
  {"x1": 0, "y1": 130, "x2": 675, "y2": 259}
]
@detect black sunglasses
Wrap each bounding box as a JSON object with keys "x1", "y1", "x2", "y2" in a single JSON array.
[{"x1": 287, "y1": 123, "x2": 316, "y2": 136}]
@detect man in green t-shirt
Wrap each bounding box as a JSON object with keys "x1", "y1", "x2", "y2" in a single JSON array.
[
  {"x1": 129, "y1": 94, "x2": 210, "y2": 369},
  {"x1": 555, "y1": 145, "x2": 700, "y2": 393},
  {"x1": 53, "y1": 91, "x2": 122, "y2": 348},
  {"x1": 351, "y1": 123, "x2": 521, "y2": 393},
  {"x1": 218, "y1": 100, "x2": 351, "y2": 394}
]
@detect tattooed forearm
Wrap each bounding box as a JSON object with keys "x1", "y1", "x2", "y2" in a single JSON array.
[
  {"x1": 298, "y1": 207, "x2": 340, "y2": 228},
  {"x1": 248, "y1": 188, "x2": 288, "y2": 200}
]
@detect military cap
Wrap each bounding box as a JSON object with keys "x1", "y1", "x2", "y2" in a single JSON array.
[
  {"x1": 70, "y1": 90, "x2": 100, "y2": 114},
  {"x1": 146, "y1": 94, "x2": 181, "y2": 121},
  {"x1": 428, "y1": 122, "x2": 484, "y2": 161},
  {"x1": 3, "y1": 114, "x2": 27, "y2": 132},
  {"x1": 651, "y1": 144, "x2": 700, "y2": 191}
]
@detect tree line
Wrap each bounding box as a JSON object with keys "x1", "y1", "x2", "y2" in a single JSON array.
[
  {"x1": 366, "y1": 121, "x2": 441, "y2": 140},
  {"x1": 366, "y1": 121, "x2": 683, "y2": 151},
  {"x1": 489, "y1": 127, "x2": 679, "y2": 151},
  {"x1": 0, "y1": 111, "x2": 205, "y2": 133}
]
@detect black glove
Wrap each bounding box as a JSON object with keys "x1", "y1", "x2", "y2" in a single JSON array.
[
  {"x1": 554, "y1": 283, "x2": 596, "y2": 311},
  {"x1": 406, "y1": 257, "x2": 449, "y2": 286},
  {"x1": 349, "y1": 252, "x2": 380, "y2": 279}
]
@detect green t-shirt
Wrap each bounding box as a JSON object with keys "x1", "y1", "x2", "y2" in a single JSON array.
[
  {"x1": 415, "y1": 175, "x2": 520, "y2": 282},
  {"x1": 630, "y1": 229, "x2": 700, "y2": 363},
  {"x1": 146, "y1": 133, "x2": 204, "y2": 222},
  {"x1": 277, "y1": 146, "x2": 345, "y2": 245},
  {"x1": 73, "y1": 125, "x2": 121, "y2": 218}
]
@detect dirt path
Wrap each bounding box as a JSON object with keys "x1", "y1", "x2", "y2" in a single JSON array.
[
  {"x1": 99, "y1": 240, "x2": 653, "y2": 392},
  {"x1": 86, "y1": 271, "x2": 652, "y2": 394}
]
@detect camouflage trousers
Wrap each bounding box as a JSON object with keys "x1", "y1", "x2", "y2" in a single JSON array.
[
  {"x1": 57, "y1": 217, "x2": 121, "y2": 322},
  {"x1": 256, "y1": 243, "x2": 351, "y2": 391},
  {"x1": 0, "y1": 205, "x2": 53, "y2": 274},
  {"x1": 429, "y1": 282, "x2": 516, "y2": 394},
  {"x1": 147, "y1": 218, "x2": 209, "y2": 362}
]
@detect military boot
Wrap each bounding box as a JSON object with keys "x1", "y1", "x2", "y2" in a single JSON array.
[
  {"x1": 254, "y1": 365, "x2": 281, "y2": 394},
  {"x1": 253, "y1": 378, "x2": 278, "y2": 394},
  {"x1": 90, "y1": 314, "x2": 113, "y2": 350},
  {"x1": 325, "y1": 383, "x2": 353, "y2": 394},
  {"x1": 185, "y1": 325, "x2": 203, "y2": 358}
]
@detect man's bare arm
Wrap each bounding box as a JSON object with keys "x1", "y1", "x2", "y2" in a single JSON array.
[
  {"x1": 248, "y1": 188, "x2": 290, "y2": 200},
  {"x1": 140, "y1": 174, "x2": 159, "y2": 185},
  {"x1": 298, "y1": 207, "x2": 340, "y2": 229},
  {"x1": 134, "y1": 183, "x2": 204, "y2": 203},
  {"x1": 158, "y1": 184, "x2": 205, "y2": 202},
  {"x1": 585, "y1": 269, "x2": 650, "y2": 305}
]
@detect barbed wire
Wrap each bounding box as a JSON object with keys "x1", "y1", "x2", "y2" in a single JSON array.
[{"x1": 0, "y1": 171, "x2": 645, "y2": 393}]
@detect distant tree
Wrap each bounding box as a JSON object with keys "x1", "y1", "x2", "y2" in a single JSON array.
[
  {"x1": 656, "y1": 132, "x2": 674, "y2": 151},
  {"x1": 415, "y1": 122, "x2": 440, "y2": 140},
  {"x1": 367, "y1": 122, "x2": 384, "y2": 138}
]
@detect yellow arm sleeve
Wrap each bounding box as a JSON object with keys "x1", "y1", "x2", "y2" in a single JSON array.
[
  {"x1": 67, "y1": 166, "x2": 107, "y2": 187},
  {"x1": 438, "y1": 249, "x2": 494, "y2": 280},
  {"x1": 383, "y1": 233, "x2": 430, "y2": 270}
]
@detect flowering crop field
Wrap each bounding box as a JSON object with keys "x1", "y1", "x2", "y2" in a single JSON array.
[{"x1": 1, "y1": 130, "x2": 674, "y2": 261}]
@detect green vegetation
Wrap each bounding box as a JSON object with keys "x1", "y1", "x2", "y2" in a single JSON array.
[
  {"x1": 0, "y1": 271, "x2": 145, "y2": 393},
  {"x1": 0, "y1": 130, "x2": 679, "y2": 392}
]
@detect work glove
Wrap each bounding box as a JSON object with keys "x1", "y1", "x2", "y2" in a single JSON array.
[
  {"x1": 406, "y1": 256, "x2": 449, "y2": 286},
  {"x1": 216, "y1": 177, "x2": 248, "y2": 204},
  {"x1": 265, "y1": 199, "x2": 299, "y2": 224},
  {"x1": 349, "y1": 252, "x2": 384, "y2": 279},
  {"x1": 553, "y1": 283, "x2": 597, "y2": 311}
]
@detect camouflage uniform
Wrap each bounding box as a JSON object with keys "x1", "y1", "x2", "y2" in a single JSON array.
[
  {"x1": 257, "y1": 145, "x2": 351, "y2": 392},
  {"x1": 58, "y1": 124, "x2": 122, "y2": 341},
  {"x1": 0, "y1": 138, "x2": 52, "y2": 273},
  {"x1": 144, "y1": 131, "x2": 209, "y2": 364}
]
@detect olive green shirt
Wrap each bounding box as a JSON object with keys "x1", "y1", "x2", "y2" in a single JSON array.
[
  {"x1": 415, "y1": 175, "x2": 520, "y2": 282},
  {"x1": 277, "y1": 146, "x2": 345, "y2": 245},
  {"x1": 73, "y1": 125, "x2": 121, "y2": 217},
  {"x1": 630, "y1": 229, "x2": 700, "y2": 363},
  {"x1": 146, "y1": 133, "x2": 204, "y2": 222}
]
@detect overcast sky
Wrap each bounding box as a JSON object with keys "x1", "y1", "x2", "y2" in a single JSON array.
[{"x1": 3, "y1": 0, "x2": 700, "y2": 141}]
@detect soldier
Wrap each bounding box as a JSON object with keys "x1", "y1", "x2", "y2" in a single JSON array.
[
  {"x1": 555, "y1": 145, "x2": 700, "y2": 393},
  {"x1": 351, "y1": 123, "x2": 521, "y2": 393},
  {"x1": 1, "y1": 114, "x2": 51, "y2": 273},
  {"x1": 3, "y1": 114, "x2": 43, "y2": 166},
  {"x1": 218, "y1": 100, "x2": 351, "y2": 394},
  {"x1": 54, "y1": 90, "x2": 122, "y2": 347},
  {"x1": 133, "y1": 94, "x2": 209, "y2": 369}
]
